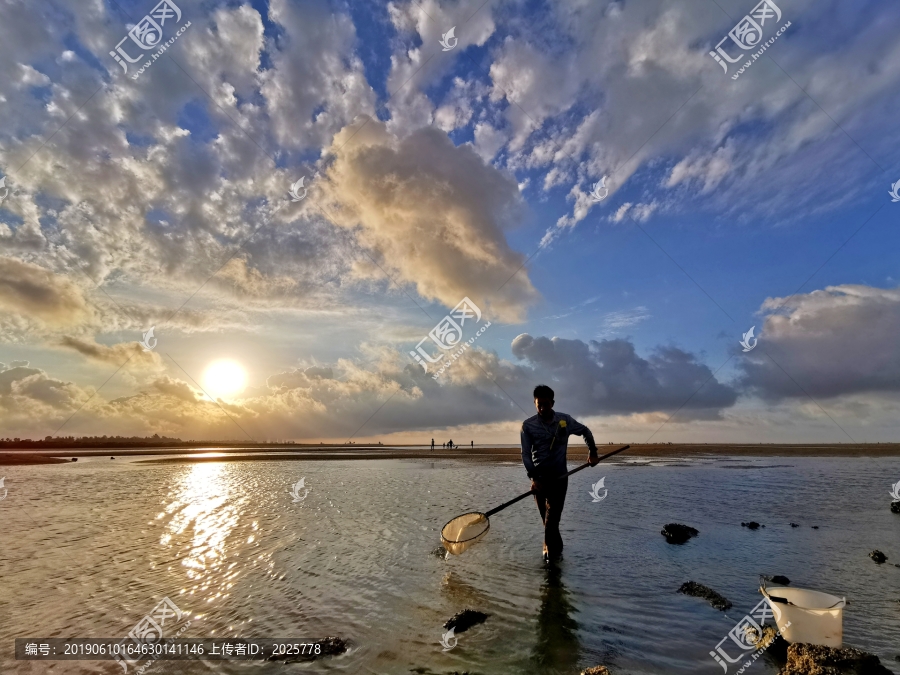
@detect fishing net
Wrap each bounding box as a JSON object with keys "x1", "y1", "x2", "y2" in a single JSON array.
[{"x1": 441, "y1": 512, "x2": 490, "y2": 555}]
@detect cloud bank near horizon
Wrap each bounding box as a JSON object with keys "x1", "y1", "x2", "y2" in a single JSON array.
[{"x1": 4, "y1": 282, "x2": 898, "y2": 440}]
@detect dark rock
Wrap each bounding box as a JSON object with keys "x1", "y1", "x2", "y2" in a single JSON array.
[
  {"x1": 779, "y1": 642, "x2": 895, "y2": 674},
  {"x1": 752, "y1": 624, "x2": 788, "y2": 659},
  {"x1": 443, "y1": 609, "x2": 488, "y2": 634},
  {"x1": 661, "y1": 523, "x2": 698, "y2": 545},
  {"x1": 581, "y1": 667, "x2": 611, "y2": 675},
  {"x1": 891, "y1": 501, "x2": 900, "y2": 514},
  {"x1": 742, "y1": 521, "x2": 762, "y2": 530},
  {"x1": 678, "y1": 581, "x2": 732, "y2": 611},
  {"x1": 763, "y1": 574, "x2": 791, "y2": 585},
  {"x1": 790, "y1": 523, "x2": 800, "y2": 527},
  {"x1": 812, "y1": 526, "x2": 819, "y2": 529},
  {"x1": 266, "y1": 637, "x2": 347, "y2": 662},
  {"x1": 110, "y1": 456, "x2": 115, "y2": 459},
  {"x1": 870, "y1": 550, "x2": 888, "y2": 564},
  {"x1": 71, "y1": 457, "x2": 77, "y2": 461}
]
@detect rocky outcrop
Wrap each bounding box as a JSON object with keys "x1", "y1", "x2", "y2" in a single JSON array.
[
  {"x1": 763, "y1": 574, "x2": 791, "y2": 585},
  {"x1": 661, "y1": 523, "x2": 698, "y2": 544},
  {"x1": 779, "y1": 643, "x2": 895, "y2": 674},
  {"x1": 443, "y1": 609, "x2": 488, "y2": 633},
  {"x1": 742, "y1": 521, "x2": 764, "y2": 529},
  {"x1": 752, "y1": 624, "x2": 789, "y2": 659},
  {"x1": 870, "y1": 550, "x2": 888, "y2": 564},
  {"x1": 581, "y1": 667, "x2": 611, "y2": 675},
  {"x1": 678, "y1": 581, "x2": 732, "y2": 611},
  {"x1": 891, "y1": 501, "x2": 900, "y2": 514}
]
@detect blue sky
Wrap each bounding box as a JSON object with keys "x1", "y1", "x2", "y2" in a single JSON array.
[{"x1": 0, "y1": 0, "x2": 898, "y2": 443}]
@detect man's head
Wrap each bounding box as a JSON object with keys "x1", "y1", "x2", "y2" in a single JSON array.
[{"x1": 533, "y1": 384, "x2": 555, "y2": 419}]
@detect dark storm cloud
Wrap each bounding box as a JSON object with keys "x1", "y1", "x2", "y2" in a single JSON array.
[
  {"x1": 510, "y1": 334, "x2": 737, "y2": 418},
  {"x1": 737, "y1": 285, "x2": 900, "y2": 401}
]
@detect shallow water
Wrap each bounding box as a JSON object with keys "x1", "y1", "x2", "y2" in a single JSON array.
[{"x1": 1, "y1": 455, "x2": 898, "y2": 674}]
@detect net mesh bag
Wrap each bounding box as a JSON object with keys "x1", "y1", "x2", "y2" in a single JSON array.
[{"x1": 441, "y1": 512, "x2": 490, "y2": 555}]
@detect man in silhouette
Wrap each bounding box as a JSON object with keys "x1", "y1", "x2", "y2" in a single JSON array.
[
  {"x1": 521, "y1": 384, "x2": 599, "y2": 563},
  {"x1": 431, "y1": 438, "x2": 435, "y2": 451}
]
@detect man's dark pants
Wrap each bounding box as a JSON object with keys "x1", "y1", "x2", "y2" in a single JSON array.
[{"x1": 533, "y1": 475, "x2": 568, "y2": 558}]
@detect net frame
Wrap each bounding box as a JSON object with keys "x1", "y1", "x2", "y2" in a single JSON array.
[
  {"x1": 440, "y1": 511, "x2": 490, "y2": 555},
  {"x1": 438, "y1": 445, "x2": 631, "y2": 556}
]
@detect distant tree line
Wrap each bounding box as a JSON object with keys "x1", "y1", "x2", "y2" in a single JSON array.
[
  {"x1": 0, "y1": 434, "x2": 183, "y2": 448},
  {"x1": 0, "y1": 435, "x2": 301, "y2": 448}
]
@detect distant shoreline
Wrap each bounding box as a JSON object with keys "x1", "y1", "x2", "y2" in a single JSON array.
[{"x1": 2, "y1": 443, "x2": 899, "y2": 465}]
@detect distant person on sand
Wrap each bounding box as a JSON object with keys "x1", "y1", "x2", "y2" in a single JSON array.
[
  {"x1": 449, "y1": 439, "x2": 454, "y2": 449},
  {"x1": 521, "y1": 384, "x2": 599, "y2": 563},
  {"x1": 471, "y1": 441, "x2": 473, "y2": 449},
  {"x1": 431, "y1": 438, "x2": 435, "y2": 451}
]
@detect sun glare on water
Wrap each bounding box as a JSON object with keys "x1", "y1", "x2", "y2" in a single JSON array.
[{"x1": 202, "y1": 359, "x2": 247, "y2": 399}]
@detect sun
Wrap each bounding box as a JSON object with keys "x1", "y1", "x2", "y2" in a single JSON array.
[{"x1": 202, "y1": 359, "x2": 247, "y2": 399}]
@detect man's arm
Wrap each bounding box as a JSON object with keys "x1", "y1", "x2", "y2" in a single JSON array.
[
  {"x1": 520, "y1": 424, "x2": 536, "y2": 477},
  {"x1": 565, "y1": 415, "x2": 599, "y2": 457}
]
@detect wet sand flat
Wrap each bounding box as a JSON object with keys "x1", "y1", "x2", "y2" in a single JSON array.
[
  {"x1": 2, "y1": 443, "x2": 899, "y2": 464},
  {"x1": 0, "y1": 453, "x2": 73, "y2": 465}
]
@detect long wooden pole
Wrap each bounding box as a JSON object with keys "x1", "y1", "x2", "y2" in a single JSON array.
[{"x1": 484, "y1": 445, "x2": 630, "y2": 517}]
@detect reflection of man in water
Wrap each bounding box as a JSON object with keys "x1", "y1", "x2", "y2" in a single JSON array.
[
  {"x1": 532, "y1": 564, "x2": 580, "y2": 673},
  {"x1": 521, "y1": 384, "x2": 599, "y2": 563}
]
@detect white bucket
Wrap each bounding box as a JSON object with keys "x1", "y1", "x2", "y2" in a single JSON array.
[{"x1": 759, "y1": 585, "x2": 846, "y2": 647}]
